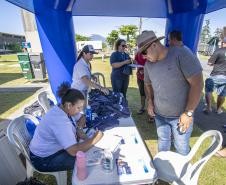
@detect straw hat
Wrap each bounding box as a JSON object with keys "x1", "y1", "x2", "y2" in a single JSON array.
[{"x1": 136, "y1": 30, "x2": 165, "y2": 52}]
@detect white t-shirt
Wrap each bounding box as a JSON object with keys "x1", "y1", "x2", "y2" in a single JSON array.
[
  {"x1": 71, "y1": 57, "x2": 91, "y2": 93},
  {"x1": 29, "y1": 106, "x2": 81, "y2": 157}
]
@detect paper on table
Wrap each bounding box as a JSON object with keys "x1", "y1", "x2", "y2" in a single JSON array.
[
  {"x1": 95, "y1": 132, "x2": 122, "y2": 152},
  {"x1": 128, "y1": 64, "x2": 144, "y2": 68}
]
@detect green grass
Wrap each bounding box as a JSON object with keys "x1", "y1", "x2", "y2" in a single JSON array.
[
  {"x1": 0, "y1": 59, "x2": 33, "y2": 86},
  {"x1": 0, "y1": 92, "x2": 36, "y2": 122},
  {"x1": 0, "y1": 54, "x2": 18, "y2": 62},
  {"x1": 198, "y1": 54, "x2": 210, "y2": 61},
  {"x1": 92, "y1": 57, "x2": 226, "y2": 185},
  {"x1": 1, "y1": 56, "x2": 225, "y2": 185},
  {"x1": 34, "y1": 57, "x2": 226, "y2": 185}
]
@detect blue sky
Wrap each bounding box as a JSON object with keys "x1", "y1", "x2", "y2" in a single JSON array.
[{"x1": 0, "y1": 0, "x2": 225, "y2": 38}]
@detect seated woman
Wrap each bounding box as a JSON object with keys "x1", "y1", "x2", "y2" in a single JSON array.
[
  {"x1": 71, "y1": 45, "x2": 109, "y2": 98},
  {"x1": 29, "y1": 82, "x2": 103, "y2": 172}
]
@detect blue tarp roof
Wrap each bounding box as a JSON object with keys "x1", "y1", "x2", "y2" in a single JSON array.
[{"x1": 5, "y1": 0, "x2": 226, "y2": 18}]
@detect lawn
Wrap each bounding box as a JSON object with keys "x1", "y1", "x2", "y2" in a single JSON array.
[
  {"x1": 0, "y1": 56, "x2": 225, "y2": 185},
  {"x1": 0, "y1": 59, "x2": 30, "y2": 86},
  {"x1": 0, "y1": 54, "x2": 18, "y2": 62},
  {"x1": 0, "y1": 92, "x2": 36, "y2": 122},
  {"x1": 35, "y1": 57, "x2": 226, "y2": 185},
  {"x1": 198, "y1": 53, "x2": 210, "y2": 61}
]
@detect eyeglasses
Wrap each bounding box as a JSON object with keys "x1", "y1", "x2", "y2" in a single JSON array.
[
  {"x1": 121, "y1": 44, "x2": 127, "y2": 48},
  {"x1": 141, "y1": 41, "x2": 156, "y2": 55}
]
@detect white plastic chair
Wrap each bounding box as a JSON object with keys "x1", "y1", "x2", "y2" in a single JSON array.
[
  {"x1": 38, "y1": 90, "x2": 57, "y2": 113},
  {"x1": 7, "y1": 114, "x2": 67, "y2": 185},
  {"x1": 91, "y1": 72, "x2": 106, "y2": 87},
  {"x1": 153, "y1": 130, "x2": 223, "y2": 185}
]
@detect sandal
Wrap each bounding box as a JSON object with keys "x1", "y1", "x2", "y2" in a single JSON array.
[
  {"x1": 148, "y1": 117, "x2": 155, "y2": 123},
  {"x1": 203, "y1": 107, "x2": 212, "y2": 115},
  {"x1": 216, "y1": 108, "x2": 223, "y2": 115},
  {"x1": 137, "y1": 108, "x2": 145, "y2": 115},
  {"x1": 214, "y1": 149, "x2": 226, "y2": 158}
]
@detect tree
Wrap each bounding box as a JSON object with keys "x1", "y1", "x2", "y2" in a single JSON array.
[
  {"x1": 200, "y1": 19, "x2": 211, "y2": 44},
  {"x1": 106, "y1": 30, "x2": 119, "y2": 49},
  {"x1": 119, "y1": 25, "x2": 138, "y2": 41},
  {"x1": 7, "y1": 43, "x2": 22, "y2": 52},
  {"x1": 214, "y1": 28, "x2": 223, "y2": 39},
  {"x1": 75, "y1": 34, "x2": 90, "y2": 41},
  {"x1": 102, "y1": 42, "x2": 107, "y2": 51}
]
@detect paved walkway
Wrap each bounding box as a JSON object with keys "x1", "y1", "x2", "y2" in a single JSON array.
[{"x1": 194, "y1": 60, "x2": 226, "y2": 145}]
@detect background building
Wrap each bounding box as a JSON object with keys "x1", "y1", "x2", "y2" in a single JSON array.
[{"x1": 0, "y1": 32, "x2": 25, "y2": 54}]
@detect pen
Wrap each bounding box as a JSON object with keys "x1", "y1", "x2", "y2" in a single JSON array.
[
  {"x1": 143, "y1": 163, "x2": 149, "y2": 173},
  {"x1": 139, "y1": 159, "x2": 149, "y2": 173},
  {"x1": 134, "y1": 136, "x2": 138, "y2": 144}
]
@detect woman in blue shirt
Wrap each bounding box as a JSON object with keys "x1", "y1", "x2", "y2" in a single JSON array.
[{"x1": 110, "y1": 39, "x2": 132, "y2": 98}]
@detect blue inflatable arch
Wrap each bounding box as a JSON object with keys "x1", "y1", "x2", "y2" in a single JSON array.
[{"x1": 5, "y1": 0, "x2": 226, "y2": 96}]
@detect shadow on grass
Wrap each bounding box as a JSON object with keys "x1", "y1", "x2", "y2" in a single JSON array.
[
  {"x1": 0, "y1": 92, "x2": 34, "y2": 118},
  {"x1": 195, "y1": 93, "x2": 226, "y2": 146},
  {"x1": 0, "y1": 73, "x2": 23, "y2": 85}
]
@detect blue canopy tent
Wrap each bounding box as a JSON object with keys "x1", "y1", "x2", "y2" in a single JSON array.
[{"x1": 5, "y1": 0, "x2": 226, "y2": 97}]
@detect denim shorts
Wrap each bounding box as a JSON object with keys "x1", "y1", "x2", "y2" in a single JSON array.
[{"x1": 205, "y1": 75, "x2": 226, "y2": 96}]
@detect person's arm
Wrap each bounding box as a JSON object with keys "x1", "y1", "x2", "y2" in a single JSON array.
[
  {"x1": 208, "y1": 50, "x2": 218, "y2": 66},
  {"x1": 66, "y1": 131, "x2": 103, "y2": 156},
  {"x1": 111, "y1": 59, "x2": 131, "y2": 68},
  {"x1": 110, "y1": 52, "x2": 131, "y2": 68},
  {"x1": 81, "y1": 76, "x2": 109, "y2": 95},
  {"x1": 177, "y1": 47, "x2": 203, "y2": 132},
  {"x1": 143, "y1": 63, "x2": 155, "y2": 116},
  {"x1": 145, "y1": 83, "x2": 155, "y2": 117},
  {"x1": 185, "y1": 73, "x2": 203, "y2": 112},
  {"x1": 76, "y1": 115, "x2": 88, "y2": 140},
  {"x1": 178, "y1": 73, "x2": 203, "y2": 132}
]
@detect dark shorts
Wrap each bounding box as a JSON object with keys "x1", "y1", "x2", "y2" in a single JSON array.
[
  {"x1": 205, "y1": 75, "x2": 226, "y2": 96},
  {"x1": 137, "y1": 78, "x2": 145, "y2": 97}
]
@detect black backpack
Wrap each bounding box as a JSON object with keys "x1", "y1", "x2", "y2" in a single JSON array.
[{"x1": 16, "y1": 177, "x2": 46, "y2": 185}]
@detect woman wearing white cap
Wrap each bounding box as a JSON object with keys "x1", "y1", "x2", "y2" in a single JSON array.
[{"x1": 71, "y1": 45, "x2": 109, "y2": 98}]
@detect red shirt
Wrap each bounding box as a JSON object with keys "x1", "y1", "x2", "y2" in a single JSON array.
[{"x1": 135, "y1": 53, "x2": 146, "y2": 80}]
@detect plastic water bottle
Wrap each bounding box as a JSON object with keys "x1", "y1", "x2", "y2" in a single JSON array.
[
  {"x1": 85, "y1": 105, "x2": 92, "y2": 127},
  {"x1": 101, "y1": 149, "x2": 114, "y2": 173},
  {"x1": 76, "y1": 151, "x2": 88, "y2": 180}
]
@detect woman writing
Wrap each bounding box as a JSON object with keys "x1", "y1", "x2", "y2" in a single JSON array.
[
  {"x1": 29, "y1": 82, "x2": 103, "y2": 172},
  {"x1": 71, "y1": 45, "x2": 109, "y2": 97}
]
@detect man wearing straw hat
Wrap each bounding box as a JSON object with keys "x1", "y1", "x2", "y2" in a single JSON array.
[{"x1": 137, "y1": 31, "x2": 203, "y2": 155}]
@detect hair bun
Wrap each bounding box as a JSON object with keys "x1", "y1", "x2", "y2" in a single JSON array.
[{"x1": 57, "y1": 82, "x2": 71, "y2": 98}]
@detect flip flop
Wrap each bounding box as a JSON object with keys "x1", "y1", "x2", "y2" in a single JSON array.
[
  {"x1": 137, "y1": 109, "x2": 145, "y2": 115},
  {"x1": 148, "y1": 117, "x2": 155, "y2": 123},
  {"x1": 216, "y1": 109, "x2": 223, "y2": 115},
  {"x1": 214, "y1": 150, "x2": 226, "y2": 158},
  {"x1": 203, "y1": 108, "x2": 212, "y2": 115}
]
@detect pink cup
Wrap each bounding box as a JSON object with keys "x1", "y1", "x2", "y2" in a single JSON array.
[{"x1": 76, "y1": 151, "x2": 88, "y2": 180}]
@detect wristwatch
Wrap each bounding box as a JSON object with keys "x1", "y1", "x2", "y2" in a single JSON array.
[{"x1": 185, "y1": 110, "x2": 193, "y2": 117}]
